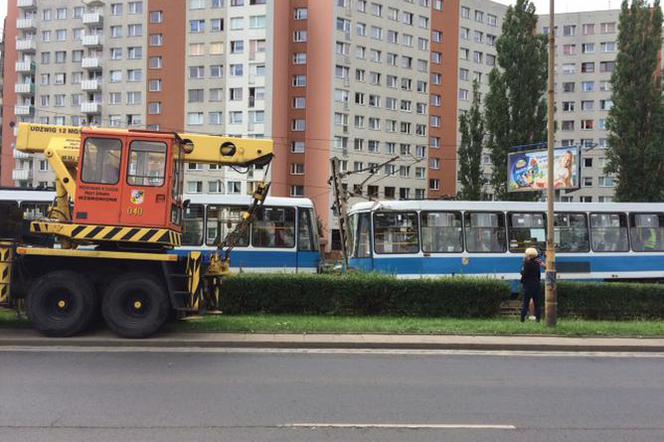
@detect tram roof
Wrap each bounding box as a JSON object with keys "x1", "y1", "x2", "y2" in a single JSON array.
[
  {"x1": 0, "y1": 189, "x2": 56, "y2": 202},
  {"x1": 186, "y1": 193, "x2": 315, "y2": 208},
  {"x1": 349, "y1": 199, "x2": 664, "y2": 214}
]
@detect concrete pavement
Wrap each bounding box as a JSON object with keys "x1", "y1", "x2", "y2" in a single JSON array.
[{"x1": 2, "y1": 328, "x2": 664, "y2": 352}]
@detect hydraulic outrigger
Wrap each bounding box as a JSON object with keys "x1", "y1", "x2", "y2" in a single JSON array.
[{"x1": 0, "y1": 123, "x2": 273, "y2": 337}]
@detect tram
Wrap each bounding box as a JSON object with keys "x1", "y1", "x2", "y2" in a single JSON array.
[
  {"x1": 0, "y1": 190, "x2": 321, "y2": 273},
  {"x1": 348, "y1": 200, "x2": 664, "y2": 290}
]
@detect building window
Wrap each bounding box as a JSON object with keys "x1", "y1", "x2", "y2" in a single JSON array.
[
  {"x1": 187, "y1": 181, "x2": 203, "y2": 194},
  {"x1": 149, "y1": 10, "x2": 163, "y2": 23},
  {"x1": 148, "y1": 102, "x2": 161, "y2": 115},
  {"x1": 148, "y1": 79, "x2": 162, "y2": 92},
  {"x1": 294, "y1": 8, "x2": 308, "y2": 20},
  {"x1": 187, "y1": 112, "x2": 204, "y2": 125},
  {"x1": 128, "y1": 1, "x2": 144, "y2": 15},
  {"x1": 293, "y1": 31, "x2": 307, "y2": 42}
]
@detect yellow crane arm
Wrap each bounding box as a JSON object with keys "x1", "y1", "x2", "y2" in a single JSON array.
[{"x1": 15, "y1": 123, "x2": 273, "y2": 167}]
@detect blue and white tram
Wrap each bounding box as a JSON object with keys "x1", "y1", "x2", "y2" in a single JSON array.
[
  {"x1": 348, "y1": 200, "x2": 664, "y2": 290},
  {"x1": 0, "y1": 189, "x2": 56, "y2": 244},
  {"x1": 0, "y1": 190, "x2": 322, "y2": 273},
  {"x1": 174, "y1": 194, "x2": 321, "y2": 273}
]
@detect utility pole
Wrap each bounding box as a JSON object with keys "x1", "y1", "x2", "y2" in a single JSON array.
[
  {"x1": 545, "y1": 0, "x2": 557, "y2": 327},
  {"x1": 330, "y1": 157, "x2": 350, "y2": 272}
]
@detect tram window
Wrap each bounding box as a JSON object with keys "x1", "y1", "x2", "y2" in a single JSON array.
[
  {"x1": 20, "y1": 202, "x2": 50, "y2": 220},
  {"x1": 206, "y1": 205, "x2": 249, "y2": 247},
  {"x1": 464, "y1": 212, "x2": 506, "y2": 253},
  {"x1": 354, "y1": 212, "x2": 372, "y2": 257},
  {"x1": 630, "y1": 213, "x2": 664, "y2": 252},
  {"x1": 297, "y1": 208, "x2": 316, "y2": 251},
  {"x1": 182, "y1": 204, "x2": 204, "y2": 246},
  {"x1": 508, "y1": 213, "x2": 546, "y2": 253},
  {"x1": 554, "y1": 213, "x2": 590, "y2": 252},
  {"x1": 374, "y1": 212, "x2": 419, "y2": 254},
  {"x1": 81, "y1": 137, "x2": 122, "y2": 185},
  {"x1": 127, "y1": 141, "x2": 167, "y2": 187},
  {"x1": 253, "y1": 207, "x2": 296, "y2": 248},
  {"x1": 0, "y1": 201, "x2": 20, "y2": 238},
  {"x1": 421, "y1": 211, "x2": 463, "y2": 253},
  {"x1": 590, "y1": 213, "x2": 629, "y2": 252}
]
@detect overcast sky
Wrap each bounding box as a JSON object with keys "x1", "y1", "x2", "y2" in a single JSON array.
[{"x1": 495, "y1": 0, "x2": 622, "y2": 14}]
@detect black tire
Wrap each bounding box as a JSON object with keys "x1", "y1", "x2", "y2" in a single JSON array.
[
  {"x1": 27, "y1": 270, "x2": 97, "y2": 337},
  {"x1": 102, "y1": 273, "x2": 170, "y2": 338}
]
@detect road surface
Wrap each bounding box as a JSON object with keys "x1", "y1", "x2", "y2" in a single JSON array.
[{"x1": 1, "y1": 346, "x2": 662, "y2": 441}]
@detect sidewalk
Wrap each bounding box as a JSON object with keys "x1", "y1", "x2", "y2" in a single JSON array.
[{"x1": 2, "y1": 328, "x2": 664, "y2": 352}]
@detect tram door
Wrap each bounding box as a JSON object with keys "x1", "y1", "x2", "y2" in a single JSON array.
[{"x1": 351, "y1": 212, "x2": 374, "y2": 271}]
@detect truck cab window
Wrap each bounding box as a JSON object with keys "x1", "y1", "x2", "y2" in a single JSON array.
[
  {"x1": 82, "y1": 137, "x2": 122, "y2": 185},
  {"x1": 127, "y1": 141, "x2": 167, "y2": 187}
]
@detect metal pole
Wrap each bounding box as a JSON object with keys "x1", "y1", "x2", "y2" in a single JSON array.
[{"x1": 545, "y1": 0, "x2": 557, "y2": 326}]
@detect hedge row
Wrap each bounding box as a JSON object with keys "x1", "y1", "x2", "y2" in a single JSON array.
[
  {"x1": 558, "y1": 281, "x2": 664, "y2": 320},
  {"x1": 218, "y1": 274, "x2": 664, "y2": 320},
  {"x1": 220, "y1": 273, "x2": 509, "y2": 318}
]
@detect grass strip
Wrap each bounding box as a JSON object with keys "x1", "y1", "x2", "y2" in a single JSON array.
[
  {"x1": 173, "y1": 314, "x2": 664, "y2": 337},
  {"x1": 3, "y1": 309, "x2": 664, "y2": 337},
  {"x1": 0, "y1": 309, "x2": 30, "y2": 328}
]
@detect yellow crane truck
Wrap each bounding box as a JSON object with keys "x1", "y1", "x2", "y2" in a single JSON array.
[{"x1": 0, "y1": 123, "x2": 273, "y2": 338}]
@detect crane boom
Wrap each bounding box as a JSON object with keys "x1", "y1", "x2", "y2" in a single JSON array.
[{"x1": 16, "y1": 123, "x2": 273, "y2": 167}]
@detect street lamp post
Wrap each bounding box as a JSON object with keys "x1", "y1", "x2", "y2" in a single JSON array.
[{"x1": 545, "y1": 0, "x2": 557, "y2": 326}]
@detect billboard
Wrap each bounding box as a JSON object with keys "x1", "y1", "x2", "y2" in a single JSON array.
[{"x1": 507, "y1": 146, "x2": 581, "y2": 192}]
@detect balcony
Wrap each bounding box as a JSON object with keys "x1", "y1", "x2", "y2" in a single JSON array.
[
  {"x1": 17, "y1": 18, "x2": 36, "y2": 30},
  {"x1": 81, "y1": 102, "x2": 101, "y2": 113},
  {"x1": 13, "y1": 149, "x2": 31, "y2": 160},
  {"x1": 81, "y1": 79, "x2": 100, "y2": 91},
  {"x1": 17, "y1": 0, "x2": 37, "y2": 9},
  {"x1": 14, "y1": 104, "x2": 34, "y2": 115},
  {"x1": 14, "y1": 83, "x2": 35, "y2": 95},
  {"x1": 15, "y1": 61, "x2": 36, "y2": 72},
  {"x1": 82, "y1": 0, "x2": 105, "y2": 6},
  {"x1": 81, "y1": 57, "x2": 102, "y2": 70},
  {"x1": 82, "y1": 34, "x2": 103, "y2": 47},
  {"x1": 12, "y1": 168, "x2": 33, "y2": 181},
  {"x1": 16, "y1": 39, "x2": 36, "y2": 52},
  {"x1": 82, "y1": 12, "x2": 103, "y2": 26}
]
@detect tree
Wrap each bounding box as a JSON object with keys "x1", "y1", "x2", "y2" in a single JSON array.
[
  {"x1": 485, "y1": 0, "x2": 547, "y2": 200},
  {"x1": 606, "y1": 0, "x2": 664, "y2": 201},
  {"x1": 458, "y1": 80, "x2": 485, "y2": 200}
]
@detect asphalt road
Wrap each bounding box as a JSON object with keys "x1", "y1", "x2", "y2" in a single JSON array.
[{"x1": 1, "y1": 347, "x2": 663, "y2": 442}]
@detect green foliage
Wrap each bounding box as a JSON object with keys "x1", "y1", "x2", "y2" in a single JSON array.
[
  {"x1": 220, "y1": 273, "x2": 509, "y2": 318},
  {"x1": 606, "y1": 0, "x2": 664, "y2": 201},
  {"x1": 485, "y1": 0, "x2": 547, "y2": 200},
  {"x1": 557, "y1": 281, "x2": 664, "y2": 320},
  {"x1": 458, "y1": 80, "x2": 486, "y2": 200}
]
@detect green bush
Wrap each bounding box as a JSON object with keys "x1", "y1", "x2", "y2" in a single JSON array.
[
  {"x1": 220, "y1": 273, "x2": 509, "y2": 318},
  {"x1": 557, "y1": 281, "x2": 664, "y2": 320}
]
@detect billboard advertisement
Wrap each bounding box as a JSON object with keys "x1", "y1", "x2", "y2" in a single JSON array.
[{"x1": 507, "y1": 146, "x2": 581, "y2": 192}]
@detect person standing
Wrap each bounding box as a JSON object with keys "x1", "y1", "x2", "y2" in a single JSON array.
[{"x1": 520, "y1": 247, "x2": 544, "y2": 322}]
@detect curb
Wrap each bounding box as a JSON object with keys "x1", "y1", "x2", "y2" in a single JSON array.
[{"x1": 2, "y1": 331, "x2": 664, "y2": 353}]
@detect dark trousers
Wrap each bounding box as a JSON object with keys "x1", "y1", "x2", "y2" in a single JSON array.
[{"x1": 521, "y1": 283, "x2": 541, "y2": 322}]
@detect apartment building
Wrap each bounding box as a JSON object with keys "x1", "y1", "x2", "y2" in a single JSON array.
[
  {"x1": 539, "y1": 9, "x2": 620, "y2": 203},
  {"x1": 1, "y1": 0, "x2": 632, "y2": 248},
  {"x1": 0, "y1": 0, "x2": 508, "y2": 246},
  {"x1": 270, "y1": 0, "x2": 457, "y2": 246},
  {"x1": 1, "y1": 0, "x2": 270, "y2": 195}
]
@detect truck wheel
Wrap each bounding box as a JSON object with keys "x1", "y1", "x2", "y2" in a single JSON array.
[
  {"x1": 102, "y1": 274, "x2": 170, "y2": 338},
  {"x1": 27, "y1": 271, "x2": 97, "y2": 337}
]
